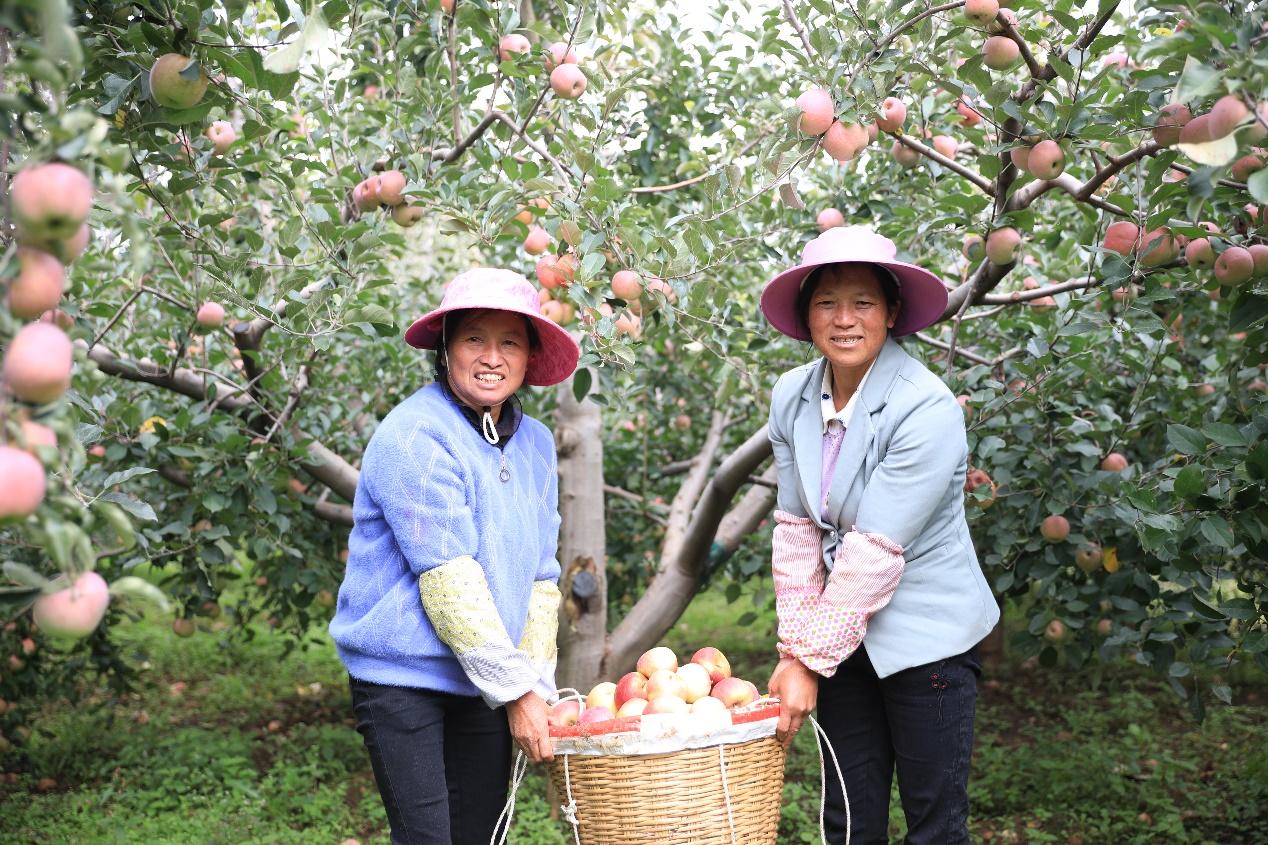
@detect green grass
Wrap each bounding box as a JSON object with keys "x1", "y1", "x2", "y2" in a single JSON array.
[{"x1": 1, "y1": 584, "x2": 1265, "y2": 844}]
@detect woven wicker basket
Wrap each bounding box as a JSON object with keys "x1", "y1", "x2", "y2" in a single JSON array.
[{"x1": 547, "y1": 736, "x2": 785, "y2": 845}]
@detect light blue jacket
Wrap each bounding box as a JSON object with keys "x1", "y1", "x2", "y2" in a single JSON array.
[{"x1": 768, "y1": 338, "x2": 999, "y2": 678}]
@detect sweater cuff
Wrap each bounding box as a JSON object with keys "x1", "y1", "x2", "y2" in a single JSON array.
[
  {"x1": 519, "y1": 580, "x2": 561, "y2": 700},
  {"x1": 419, "y1": 556, "x2": 540, "y2": 708},
  {"x1": 783, "y1": 529, "x2": 904, "y2": 678}
]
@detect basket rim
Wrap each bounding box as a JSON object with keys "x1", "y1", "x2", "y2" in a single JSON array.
[{"x1": 548, "y1": 699, "x2": 781, "y2": 739}]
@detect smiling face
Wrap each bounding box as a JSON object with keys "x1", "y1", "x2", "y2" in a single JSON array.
[
  {"x1": 805, "y1": 263, "x2": 898, "y2": 382},
  {"x1": 443, "y1": 309, "x2": 532, "y2": 416}
]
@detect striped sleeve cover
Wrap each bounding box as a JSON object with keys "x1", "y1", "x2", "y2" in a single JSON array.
[{"x1": 771, "y1": 510, "x2": 906, "y2": 678}]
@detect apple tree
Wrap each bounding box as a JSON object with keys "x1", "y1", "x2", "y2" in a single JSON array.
[{"x1": 0, "y1": 0, "x2": 1264, "y2": 749}]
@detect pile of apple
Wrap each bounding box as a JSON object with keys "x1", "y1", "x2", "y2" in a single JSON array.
[{"x1": 548, "y1": 646, "x2": 765, "y2": 728}]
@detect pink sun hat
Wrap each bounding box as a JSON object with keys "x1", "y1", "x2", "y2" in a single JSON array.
[
  {"x1": 760, "y1": 226, "x2": 949, "y2": 340},
  {"x1": 404, "y1": 268, "x2": 581, "y2": 387}
]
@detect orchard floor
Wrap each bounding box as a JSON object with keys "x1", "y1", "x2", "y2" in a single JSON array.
[{"x1": 2, "y1": 589, "x2": 1265, "y2": 845}]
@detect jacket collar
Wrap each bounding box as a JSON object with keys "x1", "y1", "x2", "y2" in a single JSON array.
[
  {"x1": 798, "y1": 338, "x2": 908, "y2": 415},
  {"x1": 792, "y1": 338, "x2": 910, "y2": 527}
]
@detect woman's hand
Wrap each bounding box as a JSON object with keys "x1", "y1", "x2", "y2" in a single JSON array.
[
  {"x1": 506, "y1": 691, "x2": 554, "y2": 763},
  {"x1": 768, "y1": 657, "x2": 819, "y2": 749}
]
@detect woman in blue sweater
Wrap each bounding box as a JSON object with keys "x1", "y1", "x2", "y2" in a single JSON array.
[{"x1": 329, "y1": 268, "x2": 580, "y2": 845}]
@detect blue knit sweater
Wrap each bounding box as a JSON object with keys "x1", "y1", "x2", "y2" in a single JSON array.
[{"x1": 329, "y1": 382, "x2": 562, "y2": 703}]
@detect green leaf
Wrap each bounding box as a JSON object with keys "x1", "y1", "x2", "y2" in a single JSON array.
[
  {"x1": 1202, "y1": 423, "x2": 1247, "y2": 448},
  {"x1": 99, "y1": 492, "x2": 156, "y2": 521},
  {"x1": 1174, "y1": 56, "x2": 1221, "y2": 105},
  {"x1": 1174, "y1": 465, "x2": 1204, "y2": 500},
  {"x1": 1167, "y1": 424, "x2": 1205, "y2": 455},
  {"x1": 109, "y1": 576, "x2": 171, "y2": 612},
  {"x1": 572, "y1": 368, "x2": 592, "y2": 403},
  {"x1": 2, "y1": 561, "x2": 52, "y2": 590},
  {"x1": 263, "y1": 5, "x2": 329, "y2": 74},
  {"x1": 1248, "y1": 169, "x2": 1268, "y2": 205},
  {"x1": 1230, "y1": 293, "x2": 1268, "y2": 332},
  {"x1": 100, "y1": 466, "x2": 155, "y2": 489},
  {"x1": 1199, "y1": 515, "x2": 1234, "y2": 548}
]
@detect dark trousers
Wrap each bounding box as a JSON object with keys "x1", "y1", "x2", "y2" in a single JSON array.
[
  {"x1": 348, "y1": 677, "x2": 513, "y2": 845},
  {"x1": 816, "y1": 646, "x2": 981, "y2": 845}
]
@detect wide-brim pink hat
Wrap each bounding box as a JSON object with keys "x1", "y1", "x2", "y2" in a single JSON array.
[
  {"x1": 760, "y1": 226, "x2": 948, "y2": 340},
  {"x1": 404, "y1": 268, "x2": 580, "y2": 387}
]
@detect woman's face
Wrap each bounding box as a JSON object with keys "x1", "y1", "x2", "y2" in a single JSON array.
[
  {"x1": 806, "y1": 264, "x2": 898, "y2": 375},
  {"x1": 445, "y1": 309, "x2": 531, "y2": 410}
]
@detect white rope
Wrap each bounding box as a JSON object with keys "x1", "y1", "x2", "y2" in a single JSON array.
[
  {"x1": 807, "y1": 715, "x2": 850, "y2": 845},
  {"x1": 482, "y1": 409, "x2": 500, "y2": 445},
  {"x1": 560, "y1": 753, "x2": 581, "y2": 845},
  {"x1": 490, "y1": 750, "x2": 529, "y2": 845},
  {"x1": 717, "y1": 744, "x2": 739, "y2": 845}
]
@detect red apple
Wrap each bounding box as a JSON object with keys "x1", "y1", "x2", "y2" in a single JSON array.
[
  {"x1": 983, "y1": 36, "x2": 1020, "y2": 70},
  {"x1": 710, "y1": 677, "x2": 757, "y2": 708},
  {"x1": 8, "y1": 248, "x2": 65, "y2": 320},
  {"x1": 1044, "y1": 619, "x2": 1067, "y2": 642},
  {"x1": 611, "y1": 270, "x2": 642, "y2": 301},
  {"x1": 796, "y1": 87, "x2": 835, "y2": 135},
  {"x1": 985, "y1": 227, "x2": 1021, "y2": 264},
  {"x1": 0, "y1": 446, "x2": 46, "y2": 521},
  {"x1": 690, "y1": 646, "x2": 732, "y2": 684},
  {"x1": 1152, "y1": 103, "x2": 1192, "y2": 146},
  {"x1": 931, "y1": 135, "x2": 959, "y2": 158},
  {"x1": 1075, "y1": 542, "x2": 1102, "y2": 573},
  {"x1": 523, "y1": 225, "x2": 550, "y2": 255},
  {"x1": 149, "y1": 53, "x2": 208, "y2": 110},
  {"x1": 675, "y1": 662, "x2": 713, "y2": 703},
  {"x1": 10, "y1": 163, "x2": 94, "y2": 242},
  {"x1": 550, "y1": 64, "x2": 587, "y2": 99},
  {"x1": 636, "y1": 645, "x2": 678, "y2": 677},
  {"x1": 545, "y1": 41, "x2": 578, "y2": 71},
  {"x1": 1214, "y1": 246, "x2": 1255, "y2": 286},
  {"x1": 1040, "y1": 514, "x2": 1070, "y2": 543},
  {"x1": 205, "y1": 120, "x2": 236, "y2": 154},
  {"x1": 614, "y1": 671, "x2": 649, "y2": 707},
  {"x1": 817, "y1": 208, "x2": 845, "y2": 231},
  {"x1": 498, "y1": 34, "x2": 531, "y2": 62},
  {"x1": 690, "y1": 696, "x2": 728, "y2": 715},
  {"x1": 963, "y1": 0, "x2": 1000, "y2": 26},
  {"x1": 1027, "y1": 140, "x2": 1065, "y2": 179},
  {"x1": 1100, "y1": 452, "x2": 1128, "y2": 472},
  {"x1": 547, "y1": 699, "x2": 581, "y2": 727},
  {"x1": 645, "y1": 695, "x2": 689, "y2": 715},
  {"x1": 376, "y1": 170, "x2": 407, "y2": 206},
  {"x1": 196, "y1": 301, "x2": 225, "y2": 329},
  {"x1": 585, "y1": 681, "x2": 617, "y2": 714},
  {"x1": 32, "y1": 572, "x2": 110, "y2": 639},
  {"x1": 616, "y1": 698, "x2": 649, "y2": 717},
  {"x1": 578, "y1": 706, "x2": 614, "y2": 725},
  {"x1": 3, "y1": 322, "x2": 73, "y2": 404},
  {"x1": 645, "y1": 668, "x2": 685, "y2": 701},
  {"x1": 876, "y1": 96, "x2": 907, "y2": 133}
]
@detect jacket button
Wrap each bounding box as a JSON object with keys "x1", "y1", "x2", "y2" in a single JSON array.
[{"x1": 829, "y1": 530, "x2": 838, "y2": 540}]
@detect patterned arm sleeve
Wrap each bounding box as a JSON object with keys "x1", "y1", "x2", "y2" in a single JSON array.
[
  {"x1": 782, "y1": 529, "x2": 905, "y2": 678},
  {"x1": 772, "y1": 510, "x2": 827, "y2": 661},
  {"x1": 518, "y1": 580, "x2": 561, "y2": 701},
  {"x1": 419, "y1": 556, "x2": 541, "y2": 708}
]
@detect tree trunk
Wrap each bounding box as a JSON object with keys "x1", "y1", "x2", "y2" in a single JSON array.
[{"x1": 552, "y1": 375, "x2": 607, "y2": 695}]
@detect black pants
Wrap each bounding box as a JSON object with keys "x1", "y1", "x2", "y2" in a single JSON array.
[
  {"x1": 816, "y1": 646, "x2": 981, "y2": 845},
  {"x1": 348, "y1": 677, "x2": 513, "y2": 845}
]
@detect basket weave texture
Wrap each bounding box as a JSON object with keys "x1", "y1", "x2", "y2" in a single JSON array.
[{"x1": 547, "y1": 736, "x2": 785, "y2": 845}]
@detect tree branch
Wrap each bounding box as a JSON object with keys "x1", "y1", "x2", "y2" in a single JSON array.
[
  {"x1": 868, "y1": 1, "x2": 964, "y2": 58},
  {"x1": 912, "y1": 331, "x2": 994, "y2": 366},
  {"x1": 980, "y1": 277, "x2": 1099, "y2": 303},
  {"x1": 84, "y1": 342, "x2": 360, "y2": 502},
  {"x1": 892, "y1": 133, "x2": 995, "y2": 195},
  {"x1": 782, "y1": 0, "x2": 814, "y2": 54},
  {"x1": 662, "y1": 410, "x2": 728, "y2": 564},
  {"x1": 604, "y1": 425, "x2": 774, "y2": 676},
  {"x1": 1001, "y1": 18, "x2": 1044, "y2": 78}
]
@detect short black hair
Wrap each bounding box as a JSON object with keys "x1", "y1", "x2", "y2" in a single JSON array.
[
  {"x1": 795, "y1": 262, "x2": 901, "y2": 337},
  {"x1": 433, "y1": 308, "x2": 540, "y2": 380}
]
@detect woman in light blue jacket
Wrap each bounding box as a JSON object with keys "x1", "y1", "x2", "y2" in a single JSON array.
[{"x1": 760, "y1": 226, "x2": 998, "y2": 845}]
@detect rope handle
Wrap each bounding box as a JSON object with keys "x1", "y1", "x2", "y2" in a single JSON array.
[{"x1": 808, "y1": 715, "x2": 850, "y2": 845}]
